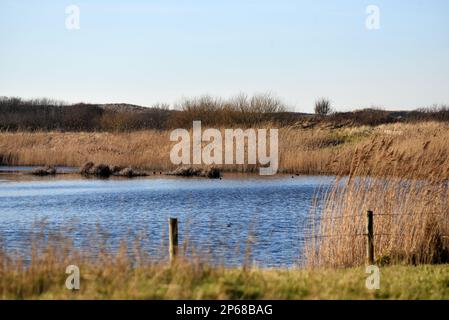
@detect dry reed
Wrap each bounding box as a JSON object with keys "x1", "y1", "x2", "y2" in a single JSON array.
[
  {"x1": 305, "y1": 124, "x2": 449, "y2": 267},
  {"x1": 0, "y1": 126, "x2": 350, "y2": 173}
]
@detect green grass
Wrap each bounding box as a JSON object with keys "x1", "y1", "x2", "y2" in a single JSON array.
[{"x1": 2, "y1": 262, "x2": 448, "y2": 299}]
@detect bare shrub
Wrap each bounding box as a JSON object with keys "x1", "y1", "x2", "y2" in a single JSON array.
[
  {"x1": 314, "y1": 98, "x2": 332, "y2": 116},
  {"x1": 169, "y1": 93, "x2": 287, "y2": 128},
  {"x1": 412, "y1": 104, "x2": 449, "y2": 122}
]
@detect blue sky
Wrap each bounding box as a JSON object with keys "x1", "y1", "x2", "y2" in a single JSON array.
[{"x1": 1, "y1": 0, "x2": 448, "y2": 112}]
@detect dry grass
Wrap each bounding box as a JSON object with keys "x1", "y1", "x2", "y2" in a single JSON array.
[
  {"x1": 305, "y1": 122, "x2": 449, "y2": 267},
  {"x1": 2, "y1": 122, "x2": 449, "y2": 175},
  {"x1": 0, "y1": 126, "x2": 352, "y2": 173},
  {"x1": 1, "y1": 238, "x2": 448, "y2": 299},
  {"x1": 0, "y1": 130, "x2": 173, "y2": 171}
]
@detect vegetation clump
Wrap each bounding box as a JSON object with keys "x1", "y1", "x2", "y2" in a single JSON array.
[
  {"x1": 79, "y1": 162, "x2": 147, "y2": 177},
  {"x1": 30, "y1": 166, "x2": 56, "y2": 176},
  {"x1": 167, "y1": 166, "x2": 221, "y2": 179},
  {"x1": 80, "y1": 162, "x2": 110, "y2": 177}
]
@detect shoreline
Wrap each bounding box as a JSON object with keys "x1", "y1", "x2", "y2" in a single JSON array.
[{"x1": 0, "y1": 167, "x2": 334, "y2": 181}]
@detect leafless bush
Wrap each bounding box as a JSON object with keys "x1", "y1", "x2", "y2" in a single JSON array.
[
  {"x1": 314, "y1": 98, "x2": 332, "y2": 116},
  {"x1": 169, "y1": 93, "x2": 287, "y2": 128},
  {"x1": 411, "y1": 104, "x2": 449, "y2": 122}
]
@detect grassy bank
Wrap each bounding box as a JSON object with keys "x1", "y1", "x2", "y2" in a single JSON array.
[
  {"x1": 1, "y1": 259, "x2": 448, "y2": 299},
  {"x1": 1, "y1": 122, "x2": 449, "y2": 175}
]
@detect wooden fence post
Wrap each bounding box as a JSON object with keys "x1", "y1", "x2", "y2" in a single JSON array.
[
  {"x1": 366, "y1": 210, "x2": 374, "y2": 265},
  {"x1": 168, "y1": 217, "x2": 178, "y2": 262}
]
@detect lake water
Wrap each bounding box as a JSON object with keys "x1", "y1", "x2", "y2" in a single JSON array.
[{"x1": 0, "y1": 167, "x2": 334, "y2": 267}]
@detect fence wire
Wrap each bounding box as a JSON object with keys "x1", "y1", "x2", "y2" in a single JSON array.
[{"x1": 303, "y1": 212, "x2": 448, "y2": 240}]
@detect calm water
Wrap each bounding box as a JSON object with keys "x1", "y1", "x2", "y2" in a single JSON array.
[{"x1": 0, "y1": 168, "x2": 334, "y2": 267}]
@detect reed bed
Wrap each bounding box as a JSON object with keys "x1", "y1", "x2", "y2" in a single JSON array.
[
  {"x1": 0, "y1": 125, "x2": 358, "y2": 173},
  {"x1": 305, "y1": 126, "x2": 449, "y2": 267},
  {"x1": 0, "y1": 123, "x2": 412, "y2": 174},
  {"x1": 3, "y1": 122, "x2": 449, "y2": 175}
]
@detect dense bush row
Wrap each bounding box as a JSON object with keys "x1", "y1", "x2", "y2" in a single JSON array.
[
  {"x1": 1, "y1": 96, "x2": 448, "y2": 131},
  {"x1": 0, "y1": 94, "x2": 298, "y2": 131},
  {"x1": 0, "y1": 97, "x2": 171, "y2": 131}
]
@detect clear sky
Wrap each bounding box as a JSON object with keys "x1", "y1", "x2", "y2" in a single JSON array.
[{"x1": 1, "y1": 0, "x2": 448, "y2": 112}]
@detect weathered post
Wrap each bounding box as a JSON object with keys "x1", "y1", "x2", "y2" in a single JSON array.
[
  {"x1": 366, "y1": 210, "x2": 374, "y2": 265},
  {"x1": 168, "y1": 217, "x2": 178, "y2": 262}
]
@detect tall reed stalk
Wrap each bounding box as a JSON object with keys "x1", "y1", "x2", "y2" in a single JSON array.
[{"x1": 305, "y1": 136, "x2": 449, "y2": 267}]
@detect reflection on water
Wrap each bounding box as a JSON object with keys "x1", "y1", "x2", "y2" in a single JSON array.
[{"x1": 0, "y1": 171, "x2": 334, "y2": 266}]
